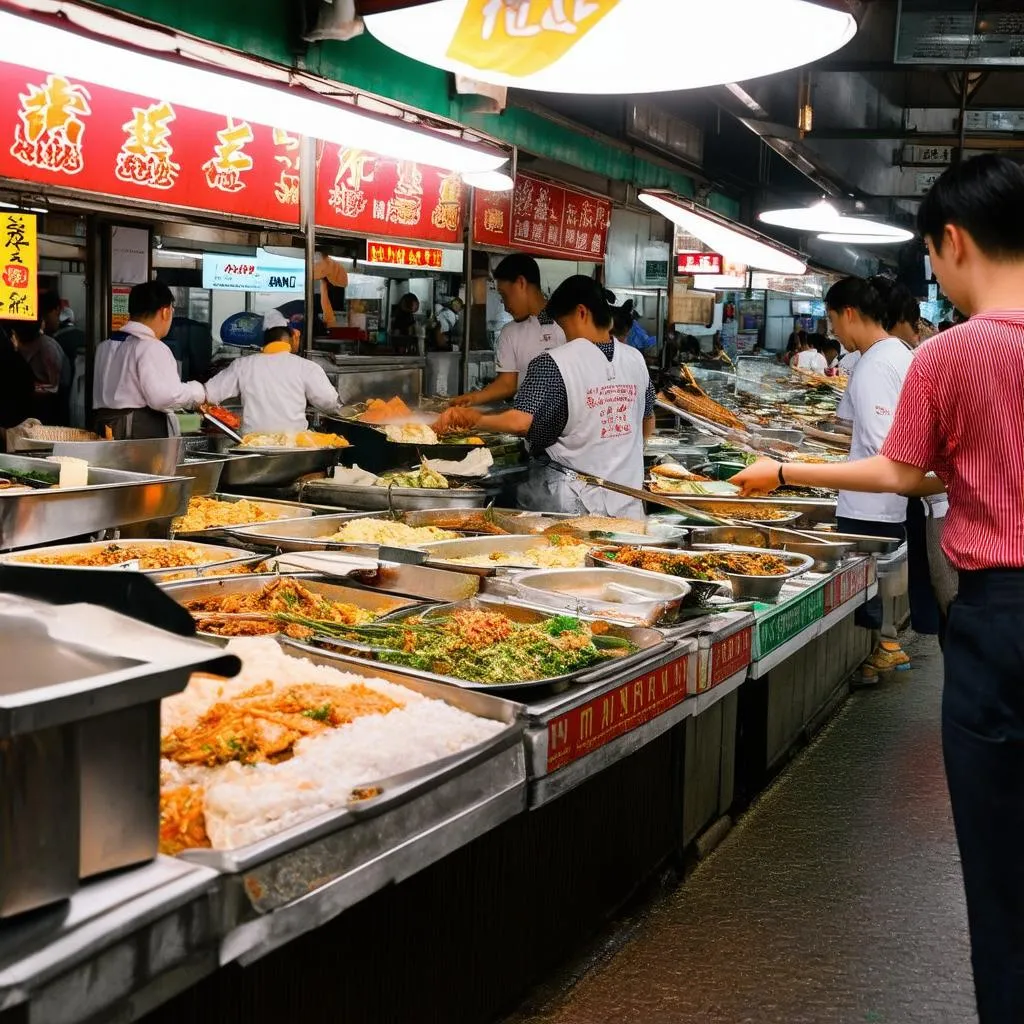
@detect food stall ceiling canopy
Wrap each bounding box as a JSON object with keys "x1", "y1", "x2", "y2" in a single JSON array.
[
  {"x1": 759, "y1": 201, "x2": 914, "y2": 243},
  {"x1": 0, "y1": 4, "x2": 509, "y2": 174},
  {"x1": 363, "y1": 0, "x2": 857, "y2": 95},
  {"x1": 638, "y1": 192, "x2": 807, "y2": 277}
]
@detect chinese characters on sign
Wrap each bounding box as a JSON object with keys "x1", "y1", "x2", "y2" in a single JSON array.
[
  {"x1": 115, "y1": 101, "x2": 180, "y2": 190},
  {"x1": 272, "y1": 128, "x2": 300, "y2": 207},
  {"x1": 677, "y1": 251, "x2": 723, "y2": 275},
  {"x1": 0, "y1": 212, "x2": 37, "y2": 320},
  {"x1": 10, "y1": 73, "x2": 90, "y2": 174},
  {"x1": 472, "y1": 172, "x2": 611, "y2": 261},
  {"x1": 546, "y1": 652, "x2": 690, "y2": 773},
  {"x1": 822, "y1": 560, "x2": 870, "y2": 615},
  {"x1": 365, "y1": 242, "x2": 445, "y2": 269},
  {"x1": 202, "y1": 117, "x2": 254, "y2": 193},
  {"x1": 700, "y1": 626, "x2": 753, "y2": 692},
  {"x1": 448, "y1": 0, "x2": 622, "y2": 79}
]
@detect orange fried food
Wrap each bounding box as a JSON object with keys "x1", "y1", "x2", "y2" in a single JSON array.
[
  {"x1": 360, "y1": 395, "x2": 413, "y2": 424},
  {"x1": 161, "y1": 683, "x2": 403, "y2": 768},
  {"x1": 159, "y1": 785, "x2": 210, "y2": 855}
]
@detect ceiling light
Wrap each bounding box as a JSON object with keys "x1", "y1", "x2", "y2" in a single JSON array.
[
  {"x1": 365, "y1": 0, "x2": 856, "y2": 95},
  {"x1": 639, "y1": 192, "x2": 807, "y2": 277},
  {"x1": 461, "y1": 170, "x2": 516, "y2": 192},
  {"x1": 0, "y1": 9, "x2": 508, "y2": 174},
  {"x1": 760, "y1": 201, "x2": 912, "y2": 240},
  {"x1": 0, "y1": 201, "x2": 18, "y2": 209},
  {"x1": 817, "y1": 232, "x2": 912, "y2": 245}
]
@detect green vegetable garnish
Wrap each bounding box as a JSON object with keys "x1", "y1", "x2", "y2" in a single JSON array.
[{"x1": 302, "y1": 703, "x2": 333, "y2": 722}]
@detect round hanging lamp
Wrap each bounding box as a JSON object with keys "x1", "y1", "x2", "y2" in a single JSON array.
[
  {"x1": 759, "y1": 202, "x2": 914, "y2": 242},
  {"x1": 364, "y1": 1, "x2": 857, "y2": 95},
  {"x1": 817, "y1": 231, "x2": 914, "y2": 245}
]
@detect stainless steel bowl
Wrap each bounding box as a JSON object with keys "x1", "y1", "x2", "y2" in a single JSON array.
[
  {"x1": 686, "y1": 544, "x2": 815, "y2": 600},
  {"x1": 222, "y1": 447, "x2": 340, "y2": 488}
]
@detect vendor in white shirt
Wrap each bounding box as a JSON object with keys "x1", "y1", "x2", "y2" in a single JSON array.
[
  {"x1": 792, "y1": 335, "x2": 828, "y2": 373},
  {"x1": 203, "y1": 314, "x2": 343, "y2": 435},
  {"x1": 93, "y1": 280, "x2": 205, "y2": 438},
  {"x1": 450, "y1": 253, "x2": 566, "y2": 408},
  {"x1": 435, "y1": 276, "x2": 654, "y2": 519}
]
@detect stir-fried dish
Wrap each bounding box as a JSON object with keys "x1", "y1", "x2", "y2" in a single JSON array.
[
  {"x1": 240, "y1": 431, "x2": 349, "y2": 448},
  {"x1": 283, "y1": 608, "x2": 637, "y2": 685},
  {"x1": 17, "y1": 542, "x2": 221, "y2": 570},
  {"x1": 686, "y1": 502, "x2": 794, "y2": 522},
  {"x1": 377, "y1": 462, "x2": 449, "y2": 489},
  {"x1": 173, "y1": 496, "x2": 290, "y2": 533},
  {"x1": 438, "y1": 537, "x2": 589, "y2": 570},
  {"x1": 185, "y1": 578, "x2": 380, "y2": 638},
  {"x1": 328, "y1": 519, "x2": 458, "y2": 545},
  {"x1": 606, "y1": 547, "x2": 791, "y2": 580},
  {"x1": 415, "y1": 513, "x2": 508, "y2": 536}
]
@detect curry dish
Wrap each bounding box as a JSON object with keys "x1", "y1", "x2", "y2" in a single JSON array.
[
  {"x1": 606, "y1": 547, "x2": 791, "y2": 581},
  {"x1": 17, "y1": 542, "x2": 222, "y2": 570}
]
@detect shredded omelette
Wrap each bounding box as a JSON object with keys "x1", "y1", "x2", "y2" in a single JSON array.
[
  {"x1": 185, "y1": 578, "x2": 380, "y2": 637},
  {"x1": 173, "y1": 496, "x2": 290, "y2": 533}
]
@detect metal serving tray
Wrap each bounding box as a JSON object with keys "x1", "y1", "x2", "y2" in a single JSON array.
[
  {"x1": 18, "y1": 436, "x2": 184, "y2": 476},
  {"x1": 588, "y1": 545, "x2": 814, "y2": 602},
  {"x1": 222, "y1": 447, "x2": 342, "y2": 488},
  {"x1": 303, "y1": 597, "x2": 673, "y2": 694},
  {"x1": 810, "y1": 529, "x2": 902, "y2": 555},
  {"x1": 653, "y1": 493, "x2": 838, "y2": 525},
  {"x1": 175, "y1": 457, "x2": 232, "y2": 496},
  {"x1": 687, "y1": 525, "x2": 854, "y2": 573},
  {"x1": 300, "y1": 479, "x2": 489, "y2": 512},
  {"x1": 175, "y1": 642, "x2": 524, "y2": 876},
  {"x1": 0, "y1": 538, "x2": 259, "y2": 576},
  {"x1": 0, "y1": 454, "x2": 192, "y2": 551},
  {"x1": 161, "y1": 574, "x2": 423, "y2": 641},
  {"x1": 505, "y1": 567, "x2": 692, "y2": 627},
  {"x1": 172, "y1": 493, "x2": 319, "y2": 540},
  {"x1": 416, "y1": 534, "x2": 591, "y2": 577},
  {"x1": 226, "y1": 511, "x2": 392, "y2": 554}
]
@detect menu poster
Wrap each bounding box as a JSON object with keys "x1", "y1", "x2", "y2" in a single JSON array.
[
  {"x1": 472, "y1": 172, "x2": 611, "y2": 261},
  {"x1": 0, "y1": 210, "x2": 36, "y2": 320},
  {"x1": 110, "y1": 285, "x2": 131, "y2": 331}
]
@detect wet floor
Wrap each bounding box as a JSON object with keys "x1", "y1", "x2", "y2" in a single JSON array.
[{"x1": 508, "y1": 634, "x2": 978, "y2": 1024}]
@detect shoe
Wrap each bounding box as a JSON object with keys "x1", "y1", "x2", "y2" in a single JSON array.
[
  {"x1": 853, "y1": 664, "x2": 880, "y2": 687},
  {"x1": 867, "y1": 643, "x2": 912, "y2": 673}
]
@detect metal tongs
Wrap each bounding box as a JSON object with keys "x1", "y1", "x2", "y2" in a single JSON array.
[{"x1": 200, "y1": 406, "x2": 244, "y2": 445}]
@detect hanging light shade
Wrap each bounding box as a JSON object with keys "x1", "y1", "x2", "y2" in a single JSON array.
[
  {"x1": 364, "y1": 1, "x2": 857, "y2": 95},
  {"x1": 639, "y1": 192, "x2": 807, "y2": 276},
  {"x1": 817, "y1": 232, "x2": 913, "y2": 245},
  {"x1": 759, "y1": 201, "x2": 914, "y2": 242}
]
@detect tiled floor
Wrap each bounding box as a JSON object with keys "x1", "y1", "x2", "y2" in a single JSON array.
[{"x1": 509, "y1": 635, "x2": 978, "y2": 1024}]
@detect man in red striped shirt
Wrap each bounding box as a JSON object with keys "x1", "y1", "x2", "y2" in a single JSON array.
[{"x1": 732, "y1": 153, "x2": 1024, "y2": 1023}]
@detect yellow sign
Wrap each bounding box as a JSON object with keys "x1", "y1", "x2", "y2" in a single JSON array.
[
  {"x1": 447, "y1": 0, "x2": 621, "y2": 78},
  {"x1": 0, "y1": 212, "x2": 37, "y2": 321}
]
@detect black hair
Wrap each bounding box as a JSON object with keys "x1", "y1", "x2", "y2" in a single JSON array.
[
  {"x1": 493, "y1": 253, "x2": 541, "y2": 287},
  {"x1": 869, "y1": 276, "x2": 920, "y2": 332},
  {"x1": 611, "y1": 300, "x2": 634, "y2": 338},
  {"x1": 602, "y1": 288, "x2": 618, "y2": 306},
  {"x1": 128, "y1": 280, "x2": 175, "y2": 319},
  {"x1": 39, "y1": 291, "x2": 61, "y2": 316},
  {"x1": 6, "y1": 319, "x2": 41, "y2": 343},
  {"x1": 825, "y1": 276, "x2": 887, "y2": 324},
  {"x1": 917, "y1": 153, "x2": 1024, "y2": 259},
  {"x1": 822, "y1": 338, "x2": 841, "y2": 358},
  {"x1": 263, "y1": 326, "x2": 292, "y2": 345},
  {"x1": 545, "y1": 275, "x2": 614, "y2": 329}
]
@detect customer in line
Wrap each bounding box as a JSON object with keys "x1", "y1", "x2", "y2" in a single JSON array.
[{"x1": 730, "y1": 153, "x2": 1024, "y2": 1024}]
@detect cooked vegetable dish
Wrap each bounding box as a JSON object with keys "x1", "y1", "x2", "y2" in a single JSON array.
[
  {"x1": 16, "y1": 542, "x2": 224, "y2": 570},
  {"x1": 605, "y1": 547, "x2": 791, "y2": 580}
]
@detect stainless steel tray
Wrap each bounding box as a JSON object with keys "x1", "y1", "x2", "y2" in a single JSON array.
[
  {"x1": 653, "y1": 493, "x2": 837, "y2": 525},
  {"x1": 161, "y1": 574, "x2": 423, "y2": 641},
  {"x1": 300, "y1": 480, "x2": 489, "y2": 512},
  {"x1": 18, "y1": 436, "x2": 184, "y2": 476},
  {"x1": 175, "y1": 458, "x2": 232, "y2": 497},
  {"x1": 687, "y1": 525, "x2": 853, "y2": 572},
  {"x1": 222, "y1": 447, "x2": 341, "y2": 488},
  {"x1": 176, "y1": 643, "x2": 524, "y2": 875},
  {"x1": 226, "y1": 512, "x2": 395, "y2": 554},
  {"x1": 416, "y1": 534, "x2": 592, "y2": 577},
  {"x1": 0, "y1": 454, "x2": 191, "y2": 552},
  {"x1": 679, "y1": 502, "x2": 803, "y2": 527},
  {"x1": 172, "y1": 494, "x2": 319, "y2": 540},
  {"x1": 505, "y1": 567, "x2": 692, "y2": 627},
  {"x1": 588, "y1": 545, "x2": 814, "y2": 601},
  {"x1": 303, "y1": 597, "x2": 673, "y2": 694},
  {"x1": 809, "y1": 529, "x2": 902, "y2": 555},
  {"x1": 0, "y1": 538, "x2": 259, "y2": 576}
]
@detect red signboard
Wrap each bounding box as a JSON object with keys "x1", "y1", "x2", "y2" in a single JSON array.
[
  {"x1": 546, "y1": 653, "x2": 691, "y2": 773},
  {"x1": 677, "y1": 251, "x2": 723, "y2": 275},
  {"x1": 823, "y1": 560, "x2": 870, "y2": 615},
  {"x1": 473, "y1": 172, "x2": 611, "y2": 261},
  {"x1": 365, "y1": 240, "x2": 445, "y2": 268},
  {"x1": 316, "y1": 144, "x2": 465, "y2": 244},
  {"x1": 0, "y1": 61, "x2": 300, "y2": 226},
  {"x1": 704, "y1": 626, "x2": 753, "y2": 691}
]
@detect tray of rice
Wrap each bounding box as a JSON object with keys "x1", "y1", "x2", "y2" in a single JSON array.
[
  {"x1": 228, "y1": 513, "x2": 456, "y2": 555},
  {"x1": 159, "y1": 637, "x2": 525, "y2": 878},
  {"x1": 416, "y1": 535, "x2": 593, "y2": 576}
]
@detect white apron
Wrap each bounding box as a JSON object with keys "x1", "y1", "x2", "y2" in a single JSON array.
[{"x1": 517, "y1": 340, "x2": 649, "y2": 519}]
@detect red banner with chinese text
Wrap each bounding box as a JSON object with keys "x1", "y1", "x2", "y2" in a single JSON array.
[
  {"x1": 546, "y1": 653, "x2": 690, "y2": 774},
  {"x1": 365, "y1": 241, "x2": 445, "y2": 269},
  {"x1": 472, "y1": 172, "x2": 611, "y2": 262},
  {"x1": 316, "y1": 143, "x2": 465, "y2": 245},
  {"x1": 0, "y1": 61, "x2": 300, "y2": 225}
]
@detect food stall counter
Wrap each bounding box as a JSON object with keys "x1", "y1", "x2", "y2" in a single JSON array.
[
  {"x1": 669, "y1": 611, "x2": 756, "y2": 698},
  {"x1": 522, "y1": 640, "x2": 696, "y2": 809}
]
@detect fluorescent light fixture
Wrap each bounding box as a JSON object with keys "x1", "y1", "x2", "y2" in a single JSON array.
[
  {"x1": 0, "y1": 201, "x2": 18, "y2": 209},
  {"x1": 817, "y1": 232, "x2": 912, "y2": 245},
  {"x1": 0, "y1": 9, "x2": 508, "y2": 174},
  {"x1": 156, "y1": 249, "x2": 204, "y2": 259},
  {"x1": 639, "y1": 192, "x2": 807, "y2": 276},
  {"x1": 760, "y1": 200, "x2": 913, "y2": 241},
  {"x1": 461, "y1": 170, "x2": 516, "y2": 192},
  {"x1": 365, "y1": 0, "x2": 856, "y2": 95},
  {"x1": 27, "y1": 206, "x2": 48, "y2": 214}
]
